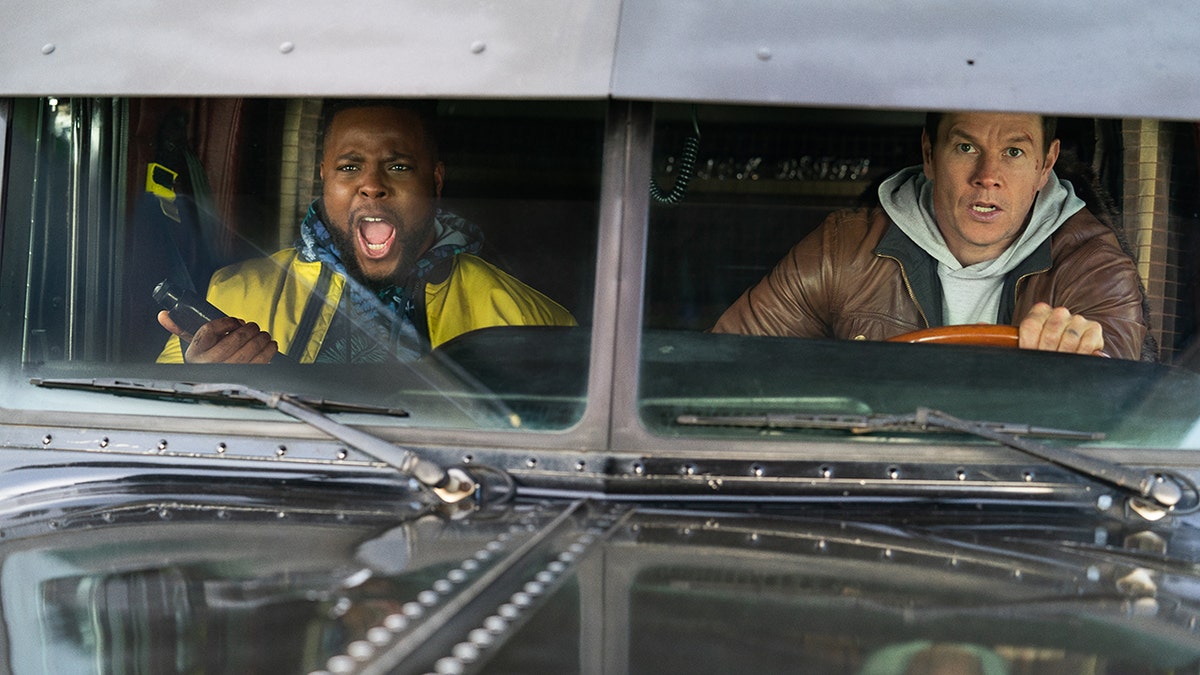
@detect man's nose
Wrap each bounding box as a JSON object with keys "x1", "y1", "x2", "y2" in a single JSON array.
[
  {"x1": 357, "y1": 166, "x2": 388, "y2": 198},
  {"x1": 971, "y1": 155, "x2": 1002, "y2": 188}
]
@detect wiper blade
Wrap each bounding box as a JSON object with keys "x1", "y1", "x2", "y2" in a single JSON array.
[
  {"x1": 679, "y1": 407, "x2": 1193, "y2": 516},
  {"x1": 676, "y1": 411, "x2": 1103, "y2": 441},
  {"x1": 31, "y1": 377, "x2": 473, "y2": 504},
  {"x1": 31, "y1": 377, "x2": 410, "y2": 417}
]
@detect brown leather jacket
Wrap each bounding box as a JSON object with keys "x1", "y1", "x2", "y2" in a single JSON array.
[{"x1": 711, "y1": 207, "x2": 1149, "y2": 360}]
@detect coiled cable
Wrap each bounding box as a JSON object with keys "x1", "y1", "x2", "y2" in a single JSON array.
[{"x1": 650, "y1": 106, "x2": 701, "y2": 205}]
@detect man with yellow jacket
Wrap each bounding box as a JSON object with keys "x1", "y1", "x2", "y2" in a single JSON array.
[{"x1": 157, "y1": 100, "x2": 574, "y2": 363}]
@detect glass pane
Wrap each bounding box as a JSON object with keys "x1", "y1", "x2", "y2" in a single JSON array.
[
  {"x1": 2, "y1": 97, "x2": 603, "y2": 430},
  {"x1": 639, "y1": 103, "x2": 1200, "y2": 451}
]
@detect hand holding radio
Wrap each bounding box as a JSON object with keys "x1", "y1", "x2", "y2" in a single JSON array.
[{"x1": 154, "y1": 280, "x2": 289, "y2": 364}]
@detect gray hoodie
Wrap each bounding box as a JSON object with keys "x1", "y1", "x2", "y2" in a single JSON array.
[{"x1": 878, "y1": 166, "x2": 1085, "y2": 325}]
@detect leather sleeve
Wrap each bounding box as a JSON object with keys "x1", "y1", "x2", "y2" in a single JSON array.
[
  {"x1": 1016, "y1": 214, "x2": 1150, "y2": 360},
  {"x1": 711, "y1": 213, "x2": 840, "y2": 338}
]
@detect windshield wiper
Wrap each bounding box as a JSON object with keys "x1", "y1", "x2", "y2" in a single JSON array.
[
  {"x1": 678, "y1": 407, "x2": 1192, "y2": 516},
  {"x1": 31, "y1": 377, "x2": 475, "y2": 504},
  {"x1": 677, "y1": 410, "x2": 1104, "y2": 440},
  {"x1": 33, "y1": 377, "x2": 410, "y2": 416}
]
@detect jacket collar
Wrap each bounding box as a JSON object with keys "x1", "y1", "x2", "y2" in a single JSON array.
[
  {"x1": 875, "y1": 220, "x2": 1053, "y2": 327},
  {"x1": 875, "y1": 222, "x2": 942, "y2": 327},
  {"x1": 996, "y1": 236, "x2": 1053, "y2": 324}
]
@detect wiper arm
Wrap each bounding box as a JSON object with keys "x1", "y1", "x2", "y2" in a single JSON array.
[
  {"x1": 679, "y1": 407, "x2": 1192, "y2": 515},
  {"x1": 32, "y1": 377, "x2": 474, "y2": 504},
  {"x1": 912, "y1": 408, "x2": 1186, "y2": 511}
]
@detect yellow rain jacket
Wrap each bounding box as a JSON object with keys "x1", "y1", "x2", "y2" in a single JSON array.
[{"x1": 157, "y1": 250, "x2": 575, "y2": 363}]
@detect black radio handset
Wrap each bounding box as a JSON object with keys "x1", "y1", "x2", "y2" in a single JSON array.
[
  {"x1": 153, "y1": 280, "x2": 227, "y2": 336},
  {"x1": 153, "y1": 279, "x2": 294, "y2": 363}
]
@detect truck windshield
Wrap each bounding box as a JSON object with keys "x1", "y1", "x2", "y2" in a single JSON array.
[
  {"x1": 636, "y1": 103, "x2": 1200, "y2": 452},
  {"x1": 1, "y1": 97, "x2": 604, "y2": 431}
]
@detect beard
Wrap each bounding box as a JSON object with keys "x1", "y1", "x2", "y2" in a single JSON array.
[{"x1": 324, "y1": 207, "x2": 435, "y2": 291}]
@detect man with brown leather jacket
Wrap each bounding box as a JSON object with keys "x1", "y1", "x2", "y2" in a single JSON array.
[{"x1": 712, "y1": 111, "x2": 1149, "y2": 360}]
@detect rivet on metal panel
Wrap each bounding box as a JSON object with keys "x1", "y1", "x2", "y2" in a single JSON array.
[
  {"x1": 325, "y1": 654, "x2": 356, "y2": 674},
  {"x1": 384, "y1": 613, "x2": 408, "y2": 632},
  {"x1": 469, "y1": 628, "x2": 495, "y2": 647},
  {"x1": 435, "y1": 656, "x2": 466, "y2": 674},
  {"x1": 756, "y1": 47, "x2": 772, "y2": 61},
  {"x1": 497, "y1": 603, "x2": 520, "y2": 619},
  {"x1": 367, "y1": 626, "x2": 392, "y2": 646},
  {"x1": 470, "y1": 41, "x2": 486, "y2": 54},
  {"x1": 41, "y1": 44, "x2": 55, "y2": 55},
  {"x1": 41, "y1": 435, "x2": 52, "y2": 445},
  {"x1": 452, "y1": 642, "x2": 480, "y2": 663},
  {"x1": 347, "y1": 640, "x2": 374, "y2": 661},
  {"x1": 279, "y1": 41, "x2": 295, "y2": 54}
]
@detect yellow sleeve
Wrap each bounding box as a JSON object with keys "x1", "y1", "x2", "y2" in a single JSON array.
[
  {"x1": 155, "y1": 250, "x2": 341, "y2": 363},
  {"x1": 426, "y1": 254, "x2": 577, "y2": 348},
  {"x1": 156, "y1": 335, "x2": 186, "y2": 363}
]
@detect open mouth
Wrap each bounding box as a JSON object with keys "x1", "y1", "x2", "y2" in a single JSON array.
[
  {"x1": 968, "y1": 201, "x2": 1003, "y2": 221},
  {"x1": 358, "y1": 216, "x2": 396, "y2": 259}
]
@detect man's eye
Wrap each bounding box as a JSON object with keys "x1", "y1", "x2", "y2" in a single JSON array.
[
  {"x1": 1005, "y1": 148, "x2": 1025, "y2": 158},
  {"x1": 389, "y1": 163, "x2": 412, "y2": 172},
  {"x1": 956, "y1": 143, "x2": 975, "y2": 153},
  {"x1": 336, "y1": 164, "x2": 359, "y2": 172}
]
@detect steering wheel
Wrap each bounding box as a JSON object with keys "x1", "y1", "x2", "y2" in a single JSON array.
[{"x1": 886, "y1": 324, "x2": 1019, "y2": 347}]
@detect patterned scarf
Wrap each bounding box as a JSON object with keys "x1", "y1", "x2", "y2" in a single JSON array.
[{"x1": 296, "y1": 200, "x2": 483, "y2": 362}]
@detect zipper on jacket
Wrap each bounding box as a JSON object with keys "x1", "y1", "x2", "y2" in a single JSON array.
[
  {"x1": 1010, "y1": 265, "x2": 1051, "y2": 323},
  {"x1": 875, "y1": 253, "x2": 930, "y2": 328}
]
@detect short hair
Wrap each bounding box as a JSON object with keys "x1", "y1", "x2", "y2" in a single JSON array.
[
  {"x1": 924, "y1": 112, "x2": 1057, "y2": 154},
  {"x1": 320, "y1": 98, "x2": 440, "y2": 160}
]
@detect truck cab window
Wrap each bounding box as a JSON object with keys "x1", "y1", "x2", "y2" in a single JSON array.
[{"x1": 2, "y1": 97, "x2": 605, "y2": 430}]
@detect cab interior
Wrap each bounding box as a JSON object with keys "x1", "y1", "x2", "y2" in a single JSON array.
[{"x1": 9, "y1": 97, "x2": 1200, "y2": 370}]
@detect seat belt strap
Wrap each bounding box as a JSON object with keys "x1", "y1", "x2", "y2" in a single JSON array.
[{"x1": 291, "y1": 264, "x2": 335, "y2": 361}]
